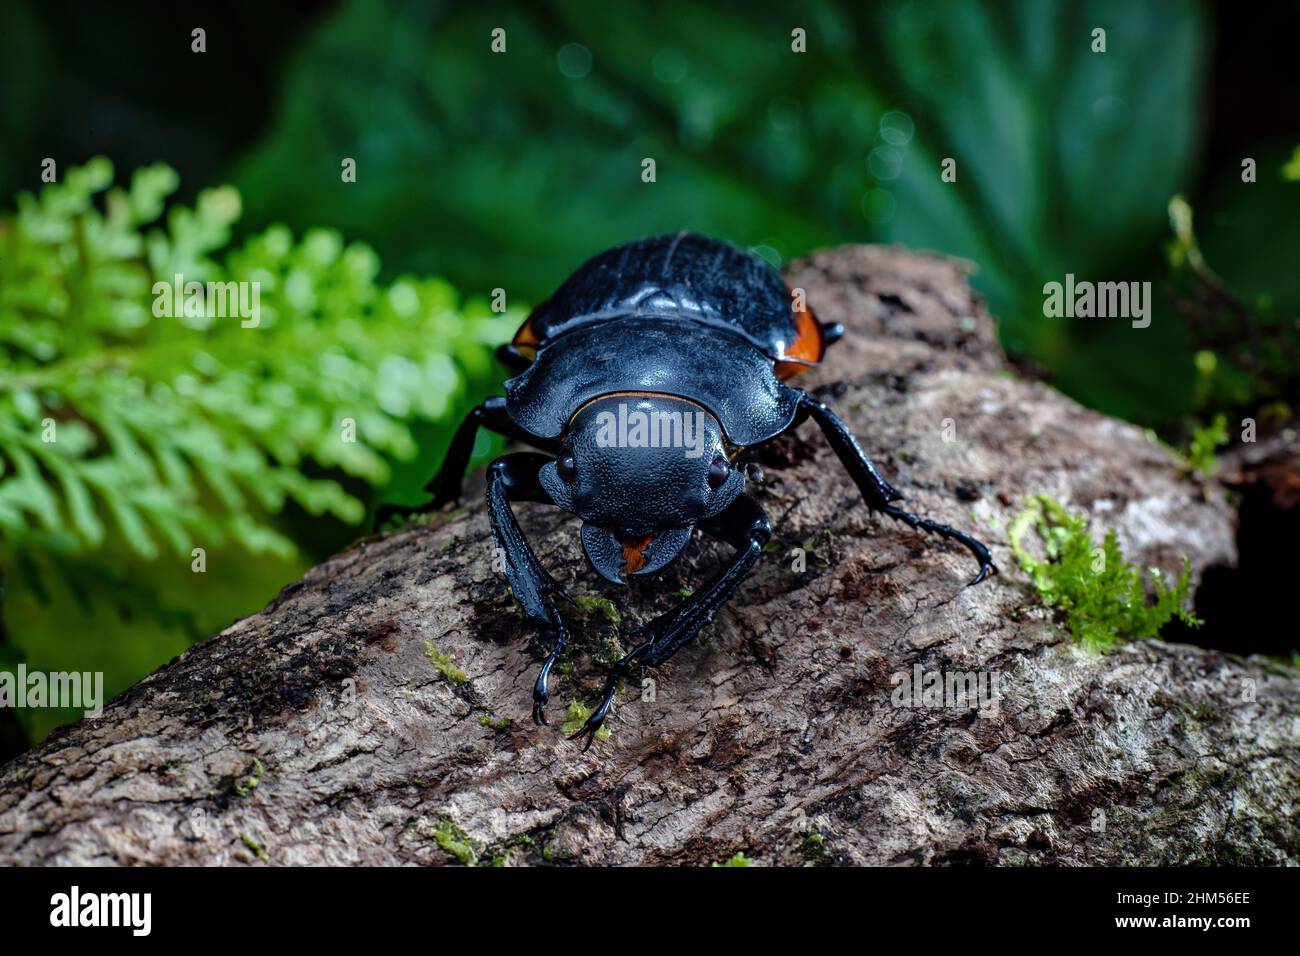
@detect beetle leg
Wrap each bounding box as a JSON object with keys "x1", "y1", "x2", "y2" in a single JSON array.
[
  {"x1": 793, "y1": 390, "x2": 996, "y2": 586},
  {"x1": 820, "y1": 320, "x2": 846, "y2": 346},
  {"x1": 569, "y1": 496, "x2": 770, "y2": 749},
  {"x1": 435, "y1": 398, "x2": 558, "y2": 506},
  {"x1": 483, "y1": 453, "x2": 576, "y2": 726},
  {"x1": 374, "y1": 397, "x2": 557, "y2": 529},
  {"x1": 531, "y1": 621, "x2": 570, "y2": 726}
]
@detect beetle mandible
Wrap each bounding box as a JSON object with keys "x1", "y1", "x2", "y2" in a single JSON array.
[{"x1": 378, "y1": 233, "x2": 996, "y2": 747}]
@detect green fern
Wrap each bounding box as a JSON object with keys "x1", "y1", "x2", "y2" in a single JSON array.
[
  {"x1": 1008, "y1": 494, "x2": 1201, "y2": 651},
  {"x1": 0, "y1": 157, "x2": 515, "y2": 570}
]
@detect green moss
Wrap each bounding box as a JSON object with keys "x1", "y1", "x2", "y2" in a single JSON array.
[
  {"x1": 1186, "y1": 413, "x2": 1228, "y2": 476},
  {"x1": 799, "y1": 529, "x2": 834, "y2": 569},
  {"x1": 233, "y1": 756, "x2": 264, "y2": 797},
  {"x1": 423, "y1": 508, "x2": 466, "y2": 526},
  {"x1": 713, "y1": 852, "x2": 752, "y2": 867},
  {"x1": 478, "y1": 713, "x2": 511, "y2": 731},
  {"x1": 799, "y1": 833, "x2": 833, "y2": 866},
  {"x1": 674, "y1": 587, "x2": 696, "y2": 599},
  {"x1": 241, "y1": 834, "x2": 270, "y2": 862},
  {"x1": 434, "y1": 818, "x2": 478, "y2": 866},
  {"x1": 481, "y1": 834, "x2": 533, "y2": 867},
  {"x1": 382, "y1": 508, "x2": 466, "y2": 533},
  {"x1": 592, "y1": 632, "x2": 626, "y2": 666},
  {"x1": 561, "y1": 700, "x2": 610, "y2": 741},
  {"x1": 1009, "y1": 494, "x2": 1201, "y2": 652},
  {"x1": 575, "y1": 594, "x2": 620, "y2": 626},
  {"x1": 424, "y1": 640, "x2": 469, "y2": 684}
]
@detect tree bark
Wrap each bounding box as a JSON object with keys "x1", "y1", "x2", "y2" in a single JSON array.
[{"x1": 2, "y1": 245, "x2": 1296, "y2": 867}]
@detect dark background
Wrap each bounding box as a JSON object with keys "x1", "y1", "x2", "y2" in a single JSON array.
[{"x1": 6, "y1": 1, "x2": 1296, "y2": 415}]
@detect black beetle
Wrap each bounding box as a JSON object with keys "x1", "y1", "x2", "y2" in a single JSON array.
[{"x1": 379, "y1": 233, "x2": 995, "y2": 746}]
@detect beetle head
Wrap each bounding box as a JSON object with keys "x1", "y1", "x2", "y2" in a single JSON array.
[{"x1": 539, "y1": 393, "x2": 744, "y2": 583}]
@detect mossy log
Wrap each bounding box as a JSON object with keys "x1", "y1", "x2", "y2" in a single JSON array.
[{"x1": 2, "y1": 245, "x2": 1296, "y2": 866}]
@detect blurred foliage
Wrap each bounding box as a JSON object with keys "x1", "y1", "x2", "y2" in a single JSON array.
[
  {"x1": 1009, "y1": 494, "x2": 1200, "y2": 652},
  {"x1": 232, "y1": 0, "x2": 1210, "y2": 424},
  {"x1": 0, "y1": 158, "x2": 515, "y2": 741},
  {"x1": 1166, "y1": 158, "x2": 1300, "y2": 426}
]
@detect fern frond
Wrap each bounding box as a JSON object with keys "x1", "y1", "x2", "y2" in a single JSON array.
[{"x1": 0, "y1": 158, "x2": 516, "y2": 565}]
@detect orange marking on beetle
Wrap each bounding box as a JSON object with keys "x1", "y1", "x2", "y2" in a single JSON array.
[
  {"x1": 621, "y1": 534, "x2": 654, "y2": 576},
  {"x1": 774, "y1": 300, "x2": 825, "y2": 380},
  {"x1": 511, "y1": 316, "x2": 542, "y2": 361}
]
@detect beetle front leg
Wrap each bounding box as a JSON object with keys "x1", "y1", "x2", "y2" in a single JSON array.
[
  {"x1": 484, "y1": 452, "x2": 574, "y2": 725},
  {"x1": 374, "y1": 398, "x2": 557, "y2": 529},
  {"x1": 569, "y1": 496, "x2": 770, "y2": 749},
  {"x1": 794, "y1": 390, "x2": 996, "y2": 586}
]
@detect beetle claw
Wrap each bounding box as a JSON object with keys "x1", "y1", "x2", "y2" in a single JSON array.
[
  {"x1": 966, "y1": 560, "x2": 997, "y2": 588},
  {"x1": 568, "y1": 710, "x2": 607, "y2": 751},
  {"x1": 532, "y1": 623, "x2": 569, "y2": 726},
  {"x1": 568, "y1": 684, "x2": 617, "y2": 750}
]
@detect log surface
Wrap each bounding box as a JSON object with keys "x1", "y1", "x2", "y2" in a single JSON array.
[{"x1": 2, "y1": 245, "x2": 1296, "y2": 866}]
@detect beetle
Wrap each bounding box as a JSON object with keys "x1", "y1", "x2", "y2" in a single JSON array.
[{"x1": 377, "y1": 233, "x2": 996, "y2": 747}]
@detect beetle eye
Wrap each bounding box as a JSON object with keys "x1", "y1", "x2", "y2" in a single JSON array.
[
  {"x1": 557, "y1": 455, "x2": 577, "y2": 482},
  {"x1": 707, "y1": 456, "x2": 729, "y2": 489}
]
